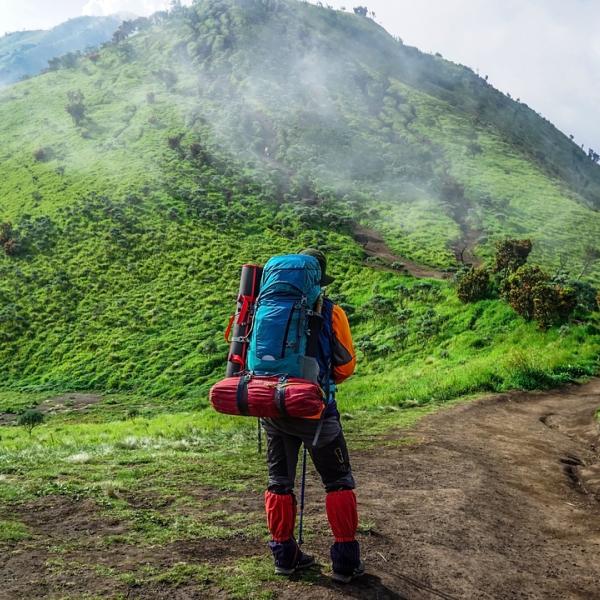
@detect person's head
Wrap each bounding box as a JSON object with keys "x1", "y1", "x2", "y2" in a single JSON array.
[{"x1": 300, "y1": 248, "x2": 334, "y2": 286}]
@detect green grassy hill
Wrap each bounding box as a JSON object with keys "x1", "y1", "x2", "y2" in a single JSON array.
[
  {"x1": 0, "y1": 0, "x2": 598, "y2": 402},
  {"x1": 0, "y1": 3, "x2": 599, "y2": 595},
  {"x1": 0, "y1": 15, "x2": 127, "y2": 87}
]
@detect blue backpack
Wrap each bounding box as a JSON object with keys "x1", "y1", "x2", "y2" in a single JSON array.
[{"x1": 247, "y1": 254, "x2": 322, "y2": 381}]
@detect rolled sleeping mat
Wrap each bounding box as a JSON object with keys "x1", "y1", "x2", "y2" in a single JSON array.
[{"x1": 225, "y1": 264, "x2": 263, "y2": 377}]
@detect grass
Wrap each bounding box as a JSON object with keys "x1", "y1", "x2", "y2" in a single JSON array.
[{"x1": 0, "y1": 519, "x2": 30, "y2": 541}]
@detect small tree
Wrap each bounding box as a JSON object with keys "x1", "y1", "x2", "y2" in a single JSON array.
[
  {"x1": 33, "y1": 147, "x2": 50, "y2": 162},
  {"x1": 18, "y1": 410, "x2": 44, "y2": 436},
  {"x1": 154, "y1": 69, "x2": 178, "y2": 91},
  {"x1": 0, "y1": 222, "x2": 14, "y2": 245},
  {"x1": 579, "y1": 245, "x2": 600, "y2": 279},
  {"x1": 353, "y1": 6, "x2": 368, "y2": 16},
  {"x1": 168, "y1": 133, "x2": 184, "y2": 150},
  {"x1": 66, "y1": 90, "x2": 86, "y2": 125},
  {"x1": 502, "y1": 265, "x2": 577, "y2": 328}
]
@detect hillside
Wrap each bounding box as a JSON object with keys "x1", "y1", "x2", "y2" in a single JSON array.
[
  {"x1": 0, "y1": 0, "x2": 598, "y2": 400},
  {"x1": 0, "y1": 2, "x2": 599, "y2": 597},
  {"x1": 0, "y1": 15, "x2": 126, "y2": 86}
]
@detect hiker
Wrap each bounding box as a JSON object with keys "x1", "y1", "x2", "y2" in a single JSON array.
[{"x1": 262, "y1": 249, "x2": 364, "y2": 583}]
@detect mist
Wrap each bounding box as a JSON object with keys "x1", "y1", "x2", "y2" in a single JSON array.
[{"x1": 310, "y1": 0, "x2": 600, "y2": 152}]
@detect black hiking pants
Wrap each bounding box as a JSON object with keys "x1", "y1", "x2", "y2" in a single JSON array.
[{"x1": 262, "y1": 416, "x2": 355, "y2": 493}]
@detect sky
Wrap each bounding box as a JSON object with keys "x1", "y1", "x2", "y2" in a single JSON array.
[{"x1": 0, "y1": 0, "x2": 598, "y2": 149}]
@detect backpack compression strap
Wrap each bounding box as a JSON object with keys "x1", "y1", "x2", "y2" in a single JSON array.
[
  {"x1": 274, "y1": 378, "x2": 288, "y2": 417},
  {"x1": 236, "y1": 374, "x2": 250, "y2": 416}
]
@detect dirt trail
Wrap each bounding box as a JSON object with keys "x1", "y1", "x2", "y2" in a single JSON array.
[
  {"x1": 0, "y1": 393, "x2": 101, "y2": 425},
  {"x1": 282, "y1": 378, "x2": 600, "y2": 599},
  {"x1": 353, "y1": 225, "x2": 450, "y2": 280},
  {"x1": 2, "y1": 381, "x2": 599, "y2": 599}
]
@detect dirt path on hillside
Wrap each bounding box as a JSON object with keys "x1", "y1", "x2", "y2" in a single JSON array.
[
  {"x1": 1, "y1": 380, "x2": 599, "y2": 599},
  {"x1": 282, "y1": 378, "x2": 600, "y2": 599},
  {"x1": 353, "y1": 225, "x2": 451, "y2": 280}
]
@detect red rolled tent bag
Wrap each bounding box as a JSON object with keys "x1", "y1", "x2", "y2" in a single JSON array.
[{"x1": 210, "y1": 374, "x2": 325, "y2": 420}]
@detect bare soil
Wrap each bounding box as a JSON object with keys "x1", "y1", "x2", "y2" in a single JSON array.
[
  {"x1": 2, "y1": 380, "x2": 600, "y2": 599},
  {"x1": 0, "y1": 393, "x2": 101, "y2": 425},
  {"x1": 283, "y1": 377, "x2": 600, "y2": 599},
  {"x1": 353, "y1": 225, "x2": 450, "y2": 280}
]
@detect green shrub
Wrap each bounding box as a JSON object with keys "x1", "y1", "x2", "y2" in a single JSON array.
[
  {"x1": 456, "y1": 266, "x2": 492, "y2": 303},
  {"x1": 0, "y1": 222, "x2": 21, "y2": 256},
  {"x1": 533, "y1": 284, "x2": 577, "y2": 330},
  {"x1": 569, "y1": 280, "x2": 598, "y2": 313},
  {"x1": 494, "y1": 239, "x2": 532, "y2": 273},
  {"x1": 33, "y1": 147, "x2": 50, "y2": 162},
  {"x1": 502, "y1": 265, "x2": 577, "y2": 328},
  {"x1": 502, "y1": 265, "x2": 550, "y2": 320}
]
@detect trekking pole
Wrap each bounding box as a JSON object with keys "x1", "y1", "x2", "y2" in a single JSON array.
[
  {"x1": 298, "y1": 445, "x2": 308, "y2": 546},
  {"x1": 257, "y1": 418, "x2": 262, "y2": 454}
]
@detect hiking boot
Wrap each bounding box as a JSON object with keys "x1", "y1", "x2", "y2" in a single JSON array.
[
  {"x1": 330, "y1": 540, "x2": 362, "y2": 583},
  {"x1": 331, "y1": 560, "x2": 365, "y2": 584},
  {"x1": 274, "y1": 550, "x2": 316, "y2": 576}
]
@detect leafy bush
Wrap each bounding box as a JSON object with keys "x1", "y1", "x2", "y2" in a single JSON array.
[
  {"x1": 168, "y1": 134, "x2": 184, "y2": 150},
  {"x1": 502, "y1": 265, "x2": 577, "y2": 328},
  {"x1": 457, "y1": 266, "x2": 491, "y2": 303},
  {"x1": 33, "y1": 147, "x2": 50, "y2": 162},
  {"x1": 569, "y1": 280, "x2": 599, "y2": 313},
  {"x1": 154, "y1": 68, "x2": 178, "y2": 90},
  {"x1": 0, "y1": 222, "x2": 21, "y2": 256},
  {"x1": 367, "y1": 294, "x2": 395, "y2": 315},
  {"x1": 494, "y1": 239, "x2": 532, "y2": 273},
  {"x1": 533, "y1": 284, "x2": 577, "y2": 330},
  {"x1": 502, "y1": 265, "x2": 550, "y2": 320}
]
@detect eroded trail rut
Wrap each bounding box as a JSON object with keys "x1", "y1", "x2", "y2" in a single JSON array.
[{"x1": 283, "y1": 379, "x2": 600, "y2": 599}]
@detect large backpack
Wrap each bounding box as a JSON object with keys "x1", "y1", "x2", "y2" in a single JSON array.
[{"x1": 247, "y1": 254, "x2": 322, "y2": 382}]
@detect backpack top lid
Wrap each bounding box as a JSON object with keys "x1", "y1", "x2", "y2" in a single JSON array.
[{"x1": 259, "y1": 254, "x2": 322, "y2": 305}]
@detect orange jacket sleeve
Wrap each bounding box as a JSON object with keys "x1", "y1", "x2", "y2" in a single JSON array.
[{"x1": 331, "y1": 304, "x2": 356, "y2": 383}]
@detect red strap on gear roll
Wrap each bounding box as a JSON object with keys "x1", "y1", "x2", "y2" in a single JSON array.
[
  {"x1": 265, "y1": 491, "x2": 296, "y2": 543},
  {"x1": 224, "y1": 313, "x2": 235, "y2": 342},
  {"x1": 237, "y1": 295, "x2": 251, "y2": 325},
  {"x1": 326, "y1": 490, "x2": 358, "y2": 543},
  {"x1": 228, "y1": 354, "x2": 244, "y2": 367}
]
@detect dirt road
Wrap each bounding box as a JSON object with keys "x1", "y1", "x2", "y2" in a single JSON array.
[{"x1": 286, "y1": 378, "x2": 600, "y2": 599}]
